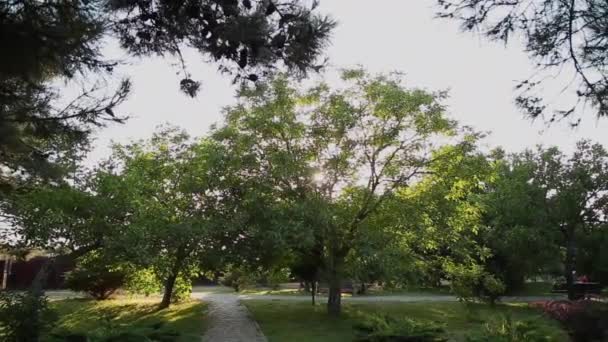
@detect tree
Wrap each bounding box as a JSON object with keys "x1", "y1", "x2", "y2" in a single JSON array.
[
  {"x1": 107, "y1": 126, "x2": 242, "y2": 308},
  {"x1": 479, "y1": 149, "x2": 562, "y2": 292},
  {"x1": 533, "y1": 141, "x2": 608, "y2": 299},
  {"x1": 0, "y1": 179, "x2": 124, "y2": 258},
  {"x1": 0, "y1": 0, "x2": 334, "y2": 193},
  {"x1": 436, "y1": 0, "x2": 608, "y2": 124},
  {"x1": 212, "y1": 70, "x2": 464, "y2": 315},
  {"x1": 484, "y1": 142, "x2": 608, "y2": 299},
  {"x1": 387, "y1": 139, "x2": 498, "y2": 297}
]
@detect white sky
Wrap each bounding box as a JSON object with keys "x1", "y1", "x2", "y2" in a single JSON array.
[{"x1": 86, "y1": 0, "x2": 608, "y2": 164}]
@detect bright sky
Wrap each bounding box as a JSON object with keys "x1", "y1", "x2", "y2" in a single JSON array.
[{"x1": 86, "y1": 0, "x2": 608, "y2": 164}]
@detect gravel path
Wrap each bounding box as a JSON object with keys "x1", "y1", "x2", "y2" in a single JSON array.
[{"x1": 196, "y1": 293, "x2": 268, "y2": 342}]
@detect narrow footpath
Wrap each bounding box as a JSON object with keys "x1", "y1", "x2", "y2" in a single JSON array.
[{"x1": 199, "y1": 293, "x2": 268, "y2": 342}]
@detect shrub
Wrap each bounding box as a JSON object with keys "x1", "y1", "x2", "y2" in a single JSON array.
[
  {"x1": 65, "y1": 254, "x2": 127, "y2": 300},
  {"x1": 0, "y1": 291, "x2": 57, "y2": 342},
  {"x1": 264, "y1": 267, "x2": 291, "y2": 290},
  {"x1": 220, "y1": 265, "x2": 254, "y2": 292},
  {"x1": 466, "y1": 315, "x2": 552, "y2": 341},
  {"x1": 124, "y1": 268, "x2": 162, "y2": 297},
  {"x1": 447, "y1": 263, "x2": 505, "y2": 304},
  {"x1": 480, "y1": 274, "x2": 506, "y2": 305},
  {"x1": 170, "y1": 275, "x2": 192, "y2": 303},
  {"x1": 354, "y1": 313, "x2": 447, "y2": 342},
  {"x1": 539, "y1": 300, "x2": 608, "y2": 341}
]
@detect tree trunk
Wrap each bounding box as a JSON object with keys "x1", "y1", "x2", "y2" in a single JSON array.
[
  {"x1": 359, "y1": 282, "x2": 367, "y2": 295},
  {"x1": 564, "y1": 232, "x2": 577, "y2": 300},
  {"x1": 327, "y1": 276, "x2": 342, "y2": 316},
  {"x1": 159, "y1": 252, "x2": 187, "y2": 309},
  {"x1": 1, "y1": 255, "x2": 10, "y2": 290},
  {"x1": 160, "y1": 272, "x2": 179, "y2": 309},
  {"x1": 311, "y1": 281, "x2": 317, "y2": 306},
  {"x1": 326, "y1": 241, "x2": 346, "y2": 316}
]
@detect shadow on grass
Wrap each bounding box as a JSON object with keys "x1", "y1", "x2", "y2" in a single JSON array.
[{"x1": 45, "y1": 298, "x2": 206, "y2": 342}]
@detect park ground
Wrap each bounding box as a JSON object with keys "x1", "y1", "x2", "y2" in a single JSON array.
[{"x1": 37, "y1": 283, "x2": 602, "y2": 341}]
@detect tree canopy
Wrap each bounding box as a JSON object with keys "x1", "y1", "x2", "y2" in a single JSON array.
[
  {"x1": 0, "y1": 0, "x2": 334, "y2": 193},
  {"x1": 437, "y1": 0, "x2": 608, "y2": 124}
]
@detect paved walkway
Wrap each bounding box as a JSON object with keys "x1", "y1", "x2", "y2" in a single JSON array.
[{"x1": 195, "y1": 292, "x2": 267, "y2": 342}]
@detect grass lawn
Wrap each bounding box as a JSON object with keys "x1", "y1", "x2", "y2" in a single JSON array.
[
  {"x1": 44, "y1": 297, "x2": 207, "y2": 342},
  {"x1": 244, "y1": 300, "x2": 569, "y2": 342}
]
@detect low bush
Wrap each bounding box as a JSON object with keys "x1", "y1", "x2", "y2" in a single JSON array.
[
  {"x1": 264, "y1": 267, "x2": 291, "y2": 290},
  {"x1": 0, "y1": 291, "x2": 57, "y2": 342},
  {"x1": 220, "y1": 265, "x2": 254, "y2": 292},
  {"x1": 447, "y1": 264, "x2": 505, "y2": 304},
  {"x1": 124, "y1": 268, "x2": 162, "y2": 297},
  {"x1": 170, "y1": 275, "x2": 193, "y2": 303},
  {"x1": 539, "y1": 300, "x2": 608, "y2": 342},
  {"x1": 466, "y1": 315, "x2": 552, "y2": 341},
  {"x1": 65, "y1": 265, "x2": 126, "y2": 300},
  {"x1": 354, "y1": 313, "x2": 447, "y2": 341},
  {"x1": 49, "y1": 318, "x2": 183, "y2": 342}
]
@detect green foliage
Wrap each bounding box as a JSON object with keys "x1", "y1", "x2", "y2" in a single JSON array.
[
  {"x1": 214, "y1": 70, "x2": 465, "y2": 314},
  {"x1": 220, "y1": 265, "x2": 255, "y2": 292},
  {"x1": 124, "y1": 269, "x2": 162, "y2": 297},
  {"x1": 437, "y1": 0, "x2": 608, "y2": 122},
  {"x1": 264, "y1": 267, "x2": 291, "y2": 290},
  {"x1": 47, "y1": 298, "x2": 206, "y2": 342},
  {"x1": 0, "y1": 291, "x2": 57, "y2": 342},
  {"x1": 170, "y1": 276, "x2": 193, "y2": 303},
  {"x1": 446, "y1": 263, "x2": 505, "y2": 304},
  {"x1": 246, "y1": 301, "x2": 570, "y2": 342},
  {"x1": 0, "y1": 0, "x2": 129, "y2": 192},
  {"x1": 466, "y1": 315, "x2": 552, "y2": 342},
  {"x1": 64, "y1": 253, "x2": 127, "y2": 300},
  {"x1": 105, "y1": 126, "x2": 240, "y2": 307},
  {"x1": 0, "y1": 0, "x2": 334, "y2": 193},
  {"x1": 577, "y1": 227, "x2": 608, "y2": 285},
  {"x1": 479, "y1": 149, "x2": 562, "y2": 292},
  {"x1": 540, "y1": 300, "x2": 608, "y2": 342},
  {"x1": 354, "y1": 313, "x2": 447, "y2": 341}
]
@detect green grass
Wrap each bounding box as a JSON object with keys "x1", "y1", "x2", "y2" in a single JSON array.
[
  {"x1": 244, "y1": 300, "x2": 569, "y2": 342},
  {"x1": 44, "y1": 297, "x2": 207, "y2": 341}
]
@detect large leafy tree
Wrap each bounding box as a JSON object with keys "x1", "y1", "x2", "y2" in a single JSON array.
[
  {"x1": 534, "y1": 141, "x2": 608, "y2": 299},
  {"x1": 0, "y1": 0, "x2": 334, "y2": 192},
  {"x1": 0, "y1": 168, "x2": 129, "y2": 257},
  {"x1": 387, "y1": 140, "x2": 493, "y2": 291},
  {"x1": 479, "y1": 149, "x2": 562, "y2": 291},
  {"x1": 213, "y1": 70, "x2": 465, "y2": 315},
  {"x1": 107, "y1": 126, "x2": 240, "y2": 308},
  {"x1": 436, "y1": 0, "x2": 608, "y2": 124},
  {"x1": 485, "y1": 142, "x2": 608, "y2": 299}
]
